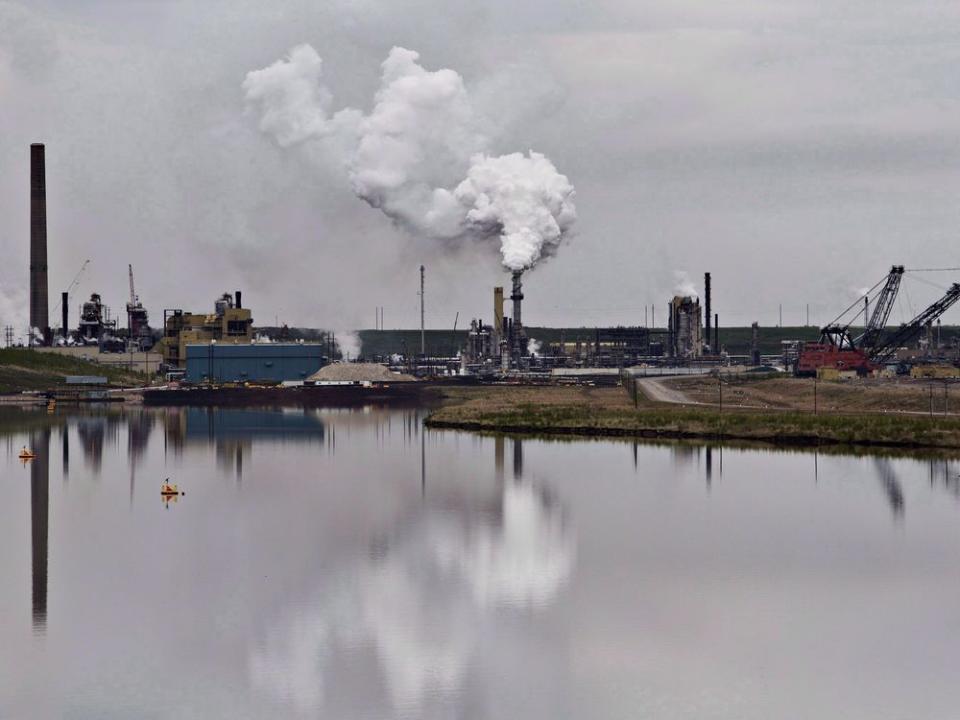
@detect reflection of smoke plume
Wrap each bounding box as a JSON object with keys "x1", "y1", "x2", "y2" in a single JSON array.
[
  {"x1": 443, "y1": 482, "x2": 573, "y2": 609},
  {"x1": 250, "y1": 478, "x2": 573, "y2": 714},
  {"x1": 244, "y1": 45, "x2": 576, "y2": 272},
  {"x1": 672, "y1": 270, "x2": 698, "y2": 298}
]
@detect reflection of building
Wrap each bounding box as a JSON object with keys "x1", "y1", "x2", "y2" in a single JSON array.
[
  {"x1": 182, "y1": 408, "x2": 326, "y2": 442},
  {"x1": 161, "y1": 292, "x2": 253, "y2": 368},
  {"x1": 668, "y1": 295, "x2": 702, "y2": 358}
]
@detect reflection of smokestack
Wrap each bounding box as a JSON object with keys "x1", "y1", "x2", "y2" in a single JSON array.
[
  {"x1": 62, "y1": 424, "x2": 69, "y2": 478},
  {"x1": 30, "y1": 144, "x2": 49, "y2": 338},
  {"x1": 704, "y1": 272, "x2": 711, "y2": 351},
  {"x1": 495, "y1": 435, "x2": 504, "y2": 482},
  {"x1": 512, "y1": 437, "x2": 523, "y2": 480},
  {"x1": 31, "y1": 429, "x2": 50, "y2": 632},
  {"x1": 235, "y1": 290, "x2": 242, "y2": 309}
]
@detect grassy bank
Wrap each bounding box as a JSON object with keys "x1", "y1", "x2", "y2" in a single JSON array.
[
  {"x1": 424, "y1": 386, "x2": 960, "y2": 450},
  {"x1": 0, "y1": 348, "x2": 143, "y2": 394}
]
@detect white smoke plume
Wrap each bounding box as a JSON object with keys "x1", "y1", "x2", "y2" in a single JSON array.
[
  {"x1": 672, "y1": 271, "x2": 698, "y2": 299},
  {"x1": 431, "y1": 152, "x2": 576, "y2": 271},
  {"x1": 335, "y1": 330, "x2": 361, "y2": 360},
  {"x1": 526, "y1": 338, "x2": 542, "y2": 357},
  {"x1": 0, "y1": 284, "x2": 28, "y2": 345},
  {"x1": 243, "y1": 45, "x2": 576, "y2": 273}
]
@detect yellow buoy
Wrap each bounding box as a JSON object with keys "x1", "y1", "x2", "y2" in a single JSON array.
[
  {"x1": 18, "y1": 447, "x2": 36, "y2": 460},
  {"x1": 161, "y1": 478, "x2": 181, "y2": 496}
]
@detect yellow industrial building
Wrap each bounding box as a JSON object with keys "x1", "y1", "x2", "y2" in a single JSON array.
[{"x1": 159, "y1": 292, "x2": 253, "y2": 367}]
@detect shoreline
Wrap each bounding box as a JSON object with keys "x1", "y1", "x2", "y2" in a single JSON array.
[{"x1": 424, "y1": 385, "x2": 960, "y2": 451}]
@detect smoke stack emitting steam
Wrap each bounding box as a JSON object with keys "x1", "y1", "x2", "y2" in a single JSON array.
[
  {"x1": 30, "y1": 143, "x2": 49, "y2": 339},
  {"x1": 243, "y1": 45, "x2": 576, "y2": 275}
]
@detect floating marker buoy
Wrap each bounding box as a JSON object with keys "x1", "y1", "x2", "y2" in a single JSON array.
[{"x1": 18, "y1": 447, "x2": 36, "y2": 460}]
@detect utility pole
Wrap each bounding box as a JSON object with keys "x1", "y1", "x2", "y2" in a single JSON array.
[{"x1": 419, "y1": 265, "x2": 425, "y2": 356}]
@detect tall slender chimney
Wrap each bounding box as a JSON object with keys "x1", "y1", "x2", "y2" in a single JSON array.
[
  {"x1": 30, "y1": 144, "x2": 49, "y2": 338},
  {"x1": 61, "y1": 292, "x2": 68, "y2": 339},
  {"x1": 704, "y1": 272, "x2": 711, "y2": 351},
  {"x1": 511, "y1": 271, "x2": 523, "y2": 329},
  {"x1": 234, "y1": 290, "x2": 242, "y2": 309},
  {"x1": 419, "y1": 265, "x2": 425, "y2": 356},
  {"x1": 510, "y1": 271, "x2": 524, "y2": 359},
  {"x1": 493, "y1": 286, "x2": 504, "y2": 346}
]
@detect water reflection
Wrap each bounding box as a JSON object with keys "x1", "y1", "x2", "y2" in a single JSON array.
[
  {"x1": 249, "y1": 456, "x2": 575, "y2": 715},
  {"x1": 874, "y1": 459, "x2": 905, "y2": 519},
  {"x1": 5, "y1": 405, "x2": 960, "y2": 718},
  {"x1": 31, "y1": 427, "x2": 50, "y2": 633}
]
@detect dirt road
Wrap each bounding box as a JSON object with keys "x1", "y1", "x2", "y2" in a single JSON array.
[{"x1": 636, "y1": 377, "x2": 696, "y2": 405}]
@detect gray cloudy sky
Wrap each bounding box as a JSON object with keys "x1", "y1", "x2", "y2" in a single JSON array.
[{"x1": 1, "y1": 0, "x2": 958, "y2": 334}]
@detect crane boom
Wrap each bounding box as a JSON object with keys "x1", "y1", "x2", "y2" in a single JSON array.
[
  {"x1": 870, "y1": 283, "x2": 960, "y2": 365},
  {"x1": 855, "y1": 265, "x2": 904, "y2": 348}
]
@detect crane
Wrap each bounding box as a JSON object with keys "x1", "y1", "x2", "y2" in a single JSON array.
[
  {"x1": 856, "y1": 265, "x2": 904, "y2": 349},
  {"x1": 869, "y1": 283, "x2": 960, "y2": 365},
  {"x1": 795, "y1": 265, "x2": 904, "y2": 375},
  {"x1": 796, "y1": 268, "x2": 959, "y2": 376}
]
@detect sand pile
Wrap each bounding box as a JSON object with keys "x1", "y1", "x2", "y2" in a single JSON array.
[{"x1": 308, "y1": 363, "x2": 418, "y2": 383}]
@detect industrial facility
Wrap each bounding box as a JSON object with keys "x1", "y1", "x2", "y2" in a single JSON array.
[{"x1": 11, "y1": 142, "x2": 960, "y2": 386}]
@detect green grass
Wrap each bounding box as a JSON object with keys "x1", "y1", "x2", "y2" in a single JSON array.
[
  {"x1": 427, "y1": 398, "x2": 960, "y2": 449},
  {"x1": 0, "y1": 348, "x2": 143, "y2": 393}
]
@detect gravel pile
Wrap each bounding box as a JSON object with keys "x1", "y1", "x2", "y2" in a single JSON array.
[{"x1": 308, "y1": 363, "x2": 418, "y2": 383}]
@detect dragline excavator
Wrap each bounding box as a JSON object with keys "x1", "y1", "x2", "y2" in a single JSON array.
[{"x1": 795, "y1": 265, "x2": 960, "y2": 376}]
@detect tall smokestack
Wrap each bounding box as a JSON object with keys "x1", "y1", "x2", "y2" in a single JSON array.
[
  {"x1": 704, "y1": 272, "x2": 711, "y2": 351},
  {"x1": 234, "y1": 290, "x2": 242, "y2": 309},
  {"x1": 511, "y1": 271, "x2": 523, "y2": 329},
  {"x1": 30, "y1": 144, "x2": 49, "y2": 339},
  {"x1": 510, "y1": 271, "x2": 524, "y2": 359},
  {"x1": 493, "y1": 286, "x2": 504, "y2": 346},
  {"x1": 61, "y1": 292, "x2": 68, "y2": 339}
]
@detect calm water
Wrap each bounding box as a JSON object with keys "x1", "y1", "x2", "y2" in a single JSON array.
[{"x1": 2, "y1": 405, "x2": 960, "y2": 719}]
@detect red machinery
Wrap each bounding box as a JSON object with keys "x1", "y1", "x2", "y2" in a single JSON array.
[{"x1": 795, "y1": 266, "x2": 960, "y2": 376}]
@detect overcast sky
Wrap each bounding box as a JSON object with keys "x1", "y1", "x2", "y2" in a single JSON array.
[{"x1": 1, "y1": 0, "x2": 958, "y2": 335}]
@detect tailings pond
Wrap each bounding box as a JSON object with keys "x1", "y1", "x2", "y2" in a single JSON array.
[{"x1": 2, "y1": 405, "x2": 960, "y2": 719}]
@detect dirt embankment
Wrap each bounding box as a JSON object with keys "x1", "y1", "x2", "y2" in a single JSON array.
[{"x1": 662, "y1": 375, "x2": 957, "y2": 415}]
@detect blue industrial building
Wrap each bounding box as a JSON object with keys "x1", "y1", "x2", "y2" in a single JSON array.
[{"x1": 184, "y1": 343, "x2": 326, "y2": 384}]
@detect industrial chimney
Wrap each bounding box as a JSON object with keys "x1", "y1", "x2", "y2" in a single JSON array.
[
  {"x1": 30, "y1": 144, "x2": 49, "y2": 341},
  {"x1": 234, "y1": 290, "x2": 242, "y2": 309},
  {"x1": 704, "y1": 272, "x2": 711, "y2": 352},
  {"x1": 493, "y1": 286, "x2": 504, "y2": 347},
  {"x1": 61, "y1": 292, "x2": 68, "y2": 340},
  {"x1": 510, "y1": 271, "x2": 525, "y2": 360}
]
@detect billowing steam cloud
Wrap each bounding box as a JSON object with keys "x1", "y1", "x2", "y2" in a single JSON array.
[
  {"x1": 243, "y1": 45, "x2": 576, "y2": 272},
  {"x1": 672, "y1": 270, "x2": 698, "y2": 299}
]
